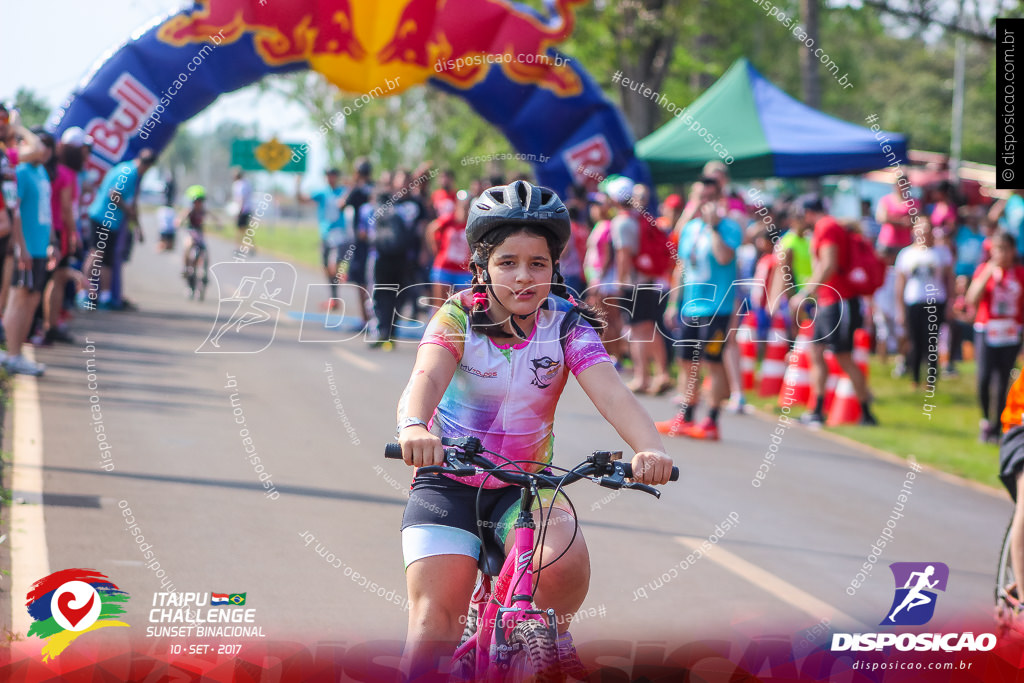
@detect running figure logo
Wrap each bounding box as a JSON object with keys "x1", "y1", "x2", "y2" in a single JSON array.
[
  {"x1": 198, "y1": 262, "x2": 296, "y2": 353},
  {"x1": 881, "y1": 562, "x2": 949, "y2": 626}
]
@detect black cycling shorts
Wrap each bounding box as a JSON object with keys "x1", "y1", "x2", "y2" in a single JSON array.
[
  {"x1": 814, "y1": 298, "x2": 862, "y2": 353},
  {"x1": 629, "y1": 284, "x2": 667, "y2": 324},
  {"x1": 401, "y1": 472, "x2": 573, "y2": 546},
  {"x1": 1000, "y1": 426, "x2": 1024, "y2": 502},
  {"x1": 675, "y1": 314, "x2": 732, "y2": 362},
  {"x1": 12, "y1": 257, "x2": 49, "y2": 294}
]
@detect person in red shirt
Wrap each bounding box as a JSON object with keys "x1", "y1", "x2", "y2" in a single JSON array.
[
  {"x1": 789, "y1": 196, "x2": 877, "y2": 426},
  {"x1": 658, "y1": 193, "x2": 683, "y2": 232},
  {"x1": 425, "y1": 190, "x2": 472, "y2": 304},
  {"x1": 430, "y1": 168, "x2": 456, "y2": 217},
  {"x1": 967, "y1": 231, "x2": 1024, "y2": 443}
]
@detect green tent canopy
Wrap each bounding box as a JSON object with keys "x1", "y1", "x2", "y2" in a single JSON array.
[{"x1": 635, "y1": 58, "x2": 907, "y2": 183}]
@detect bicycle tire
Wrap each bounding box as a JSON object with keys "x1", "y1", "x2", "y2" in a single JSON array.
[
  {"x1": 996, "y1": 517, "x2": 1015, "y2": 611},
  {"x1": 197, "y1": 250, "x2": 209, "y2": 301},
  {"x1": 459, "y1": 604, "x2": 477, "y2": 645},
  {"x1": 507, "y1": 620, "x2": 563, "y2": 683},
  {"x1": 185, "y1": 245, "x2": 199, "y2": 299}
]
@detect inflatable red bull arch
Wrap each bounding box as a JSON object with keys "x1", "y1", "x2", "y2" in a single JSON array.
[{"x1": 47, "y1": 0, "x2": 650, "y2": 195}]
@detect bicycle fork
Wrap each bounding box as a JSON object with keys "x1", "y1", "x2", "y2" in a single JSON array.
[{"x1": 475, "y1": 484, "x2": 558, "y2": 677}]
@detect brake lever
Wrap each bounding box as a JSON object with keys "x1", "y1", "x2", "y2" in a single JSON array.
[
  {"x1": 445, "y1": 450, "x2": 476, "y2": 477},
  {"x1": 623, "y1": 482, "x2": 661, "y2": 499},
  {"x1": 598, "y1": 462, "x2": 628, "y2": 491}
]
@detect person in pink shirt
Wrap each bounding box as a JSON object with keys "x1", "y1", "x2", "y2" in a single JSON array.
[
  {"x1": 40, "y1": 129, "x2": 88, "y2": 344},
  {"x1": 927, "y1": 181, "x2": 958, "y2": 231},
  {"x1": 876, "y1": 179, "x2": 922, "y2": 250}
]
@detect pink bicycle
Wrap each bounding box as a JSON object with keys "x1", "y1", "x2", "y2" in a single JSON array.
[{"x1": 384, "y1": 436, "x2": 678, "y2": 682}]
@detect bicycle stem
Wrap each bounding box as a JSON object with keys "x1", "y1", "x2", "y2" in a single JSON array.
[{"x1": 511, "y1": 485, "x2": 538, "y2": 609}]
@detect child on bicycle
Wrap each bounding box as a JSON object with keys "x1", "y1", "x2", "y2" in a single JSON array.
[
  {"x1": 180, "y1": 185, "x2": 207, "y2": 278},
  {"x1": 395, "y1": 181, "x2": 674, "y2": 679}
]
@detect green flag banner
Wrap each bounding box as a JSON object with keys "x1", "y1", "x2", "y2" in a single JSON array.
[{"x1": 231, "y1": 138, "x2": 306, "y2": 173}]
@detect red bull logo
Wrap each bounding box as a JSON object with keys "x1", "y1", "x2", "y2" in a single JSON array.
[
  {"x1": 378, "y1": 0, "x2": 586, "y2": 95},
  {"x1": 157, "y1": 0, "x2": 587, "y2": 97}
]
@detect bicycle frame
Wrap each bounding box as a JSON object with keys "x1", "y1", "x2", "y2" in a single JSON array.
[
  {"x1": 450, "y1": 483, "x2": 557, "y2": 680},
  {"x1": 382, "y1": 437, "x2": 676, "y2": 680}
]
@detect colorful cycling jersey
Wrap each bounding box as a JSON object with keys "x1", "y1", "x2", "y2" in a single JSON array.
[{"x1": 419, "y1": 290, "x2": 612, "y2": 488}]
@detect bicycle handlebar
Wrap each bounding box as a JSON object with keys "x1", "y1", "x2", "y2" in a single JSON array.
[{"x1": 383, "y1": 437, "x2": 678, "y2": 498}]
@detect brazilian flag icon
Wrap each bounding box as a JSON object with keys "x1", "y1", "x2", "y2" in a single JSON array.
[{"x1": 229, "y1": 593, "x2": 247, "y2": 606}]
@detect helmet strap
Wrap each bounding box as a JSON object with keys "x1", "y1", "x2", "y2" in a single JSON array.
[{"x1": 480, "y1": 267, "x2": 538, "y2": 341}]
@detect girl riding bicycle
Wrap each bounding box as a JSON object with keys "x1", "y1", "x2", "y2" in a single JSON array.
[
  {"x1": 180, "y1": 184, "x2": 207, "y2": 277},
  {"x1": 396, "y1": 181, "x2": 674, "y2": 679}
]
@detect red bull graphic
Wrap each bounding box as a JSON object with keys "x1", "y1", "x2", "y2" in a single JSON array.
[
  {"x1": 47, "y1": 0, "x2": 651, "y2": 195},
  {"x1": 159, "y1": 0, "x2": 364, "y2": 66},
  {"x1": 378, "y1": 0, "x2": 586, "y2": 95}
]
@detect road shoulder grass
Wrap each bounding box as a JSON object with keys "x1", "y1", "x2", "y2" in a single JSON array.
[{"x1": 755, "y1": 358, "x2": 1003, "y2": 490}]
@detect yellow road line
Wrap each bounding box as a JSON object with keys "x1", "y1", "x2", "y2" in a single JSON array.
[
  {"x1": 332, "y1": 346, "x2": 381, "y2": 373},
  {"x1": 674, "y1": 535, "x2": 860, "y2": 626}
]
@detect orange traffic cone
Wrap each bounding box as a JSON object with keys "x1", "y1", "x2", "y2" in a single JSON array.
[
  {"x1": 758, "y1": 315, "x2": 789, "y2": 397},
  {"x1": 779, "y1": 326, "x2": 813, "y2": 410},
  {"x1": 737, "y1": 313, "x2": 758, "y2": 391},
  {"x1": 853, "y1": 328, "x2": 871, "y2": 378},
  {"x1": 827, "y1": 373, "x2": 862, "y2": 425}
]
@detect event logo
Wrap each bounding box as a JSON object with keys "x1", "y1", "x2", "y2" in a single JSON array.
[
  {"x1": 198, "y1": 262, "x2": 296, "y2": 353},
  {"x1": 26, "y1": 569, "x2": 130, "y2": 661},
  {"x1": 882, "y1": 562, "x2": 949, "y2": 626}
]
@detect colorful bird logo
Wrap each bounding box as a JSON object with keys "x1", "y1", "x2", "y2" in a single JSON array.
[{"x1": 530, "y1": 355, "x2": 561, "y2": 388}]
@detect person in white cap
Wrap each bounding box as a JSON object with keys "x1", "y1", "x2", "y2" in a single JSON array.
[{"x1": 60, "y1": 126, "x2": 92, "y2": 148}]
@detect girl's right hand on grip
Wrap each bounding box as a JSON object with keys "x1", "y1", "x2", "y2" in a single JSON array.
[{"x1": 399, "y1": 427, "x2": 444, "y2": 467}]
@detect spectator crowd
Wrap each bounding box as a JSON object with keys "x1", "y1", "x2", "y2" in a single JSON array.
[
  {"x1": 0, "y1": 104, "x2": 159, "y2": 376},
  {"x1": 1, "y1": 101, "x2": 1015, "y2": 448},
  {"x1": 295, "y1": 157, "x2": 1016, "y2": 445}
]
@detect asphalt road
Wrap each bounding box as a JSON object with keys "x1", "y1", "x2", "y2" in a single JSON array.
[{"x1": 6, "y1": 229, "x2": 1012, "y2": 655}]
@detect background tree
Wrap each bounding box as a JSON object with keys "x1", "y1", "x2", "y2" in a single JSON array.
[{"x1": 12, "y1": 88, "x2": 50, "y2": 129}]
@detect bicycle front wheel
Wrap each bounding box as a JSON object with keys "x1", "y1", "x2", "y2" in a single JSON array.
[
  {"x1": 506, "y1": 620, "x2": 563, "y2": 683},
  {"x1": 996, "y1": 518, "x2": 1016, "y2": 613},
  {"x1": 197, "y1": 250, "x2": 209, "y2": 301}
]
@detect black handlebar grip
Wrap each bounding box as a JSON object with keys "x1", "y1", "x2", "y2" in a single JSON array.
[
  {"x1": 619, "y1": 463, "x2": 680, "y2": 481},
  {"x1": 384, "y1": 442, "x2": 404, "y2": 459}
]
